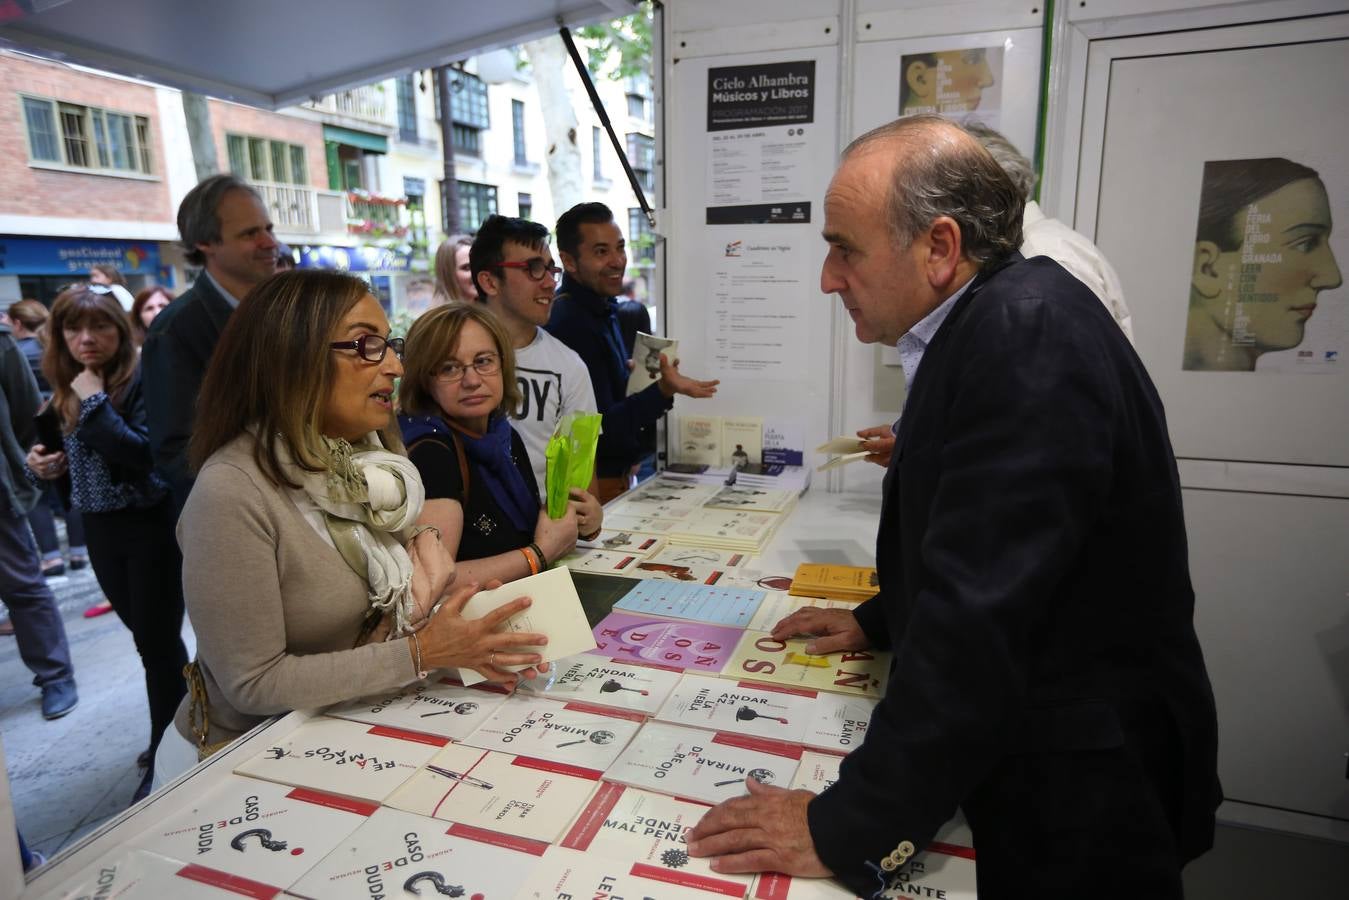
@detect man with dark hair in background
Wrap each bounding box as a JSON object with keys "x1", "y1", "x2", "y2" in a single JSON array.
[
  {"x1": 143, "y1": 174, "x2": 278, "y2": 510},
  {"x1": 469, "y1": 214, "x2": 599, "y2": 497},
  {"x1": 688, "y1": 116, "x2": 1219, "y2": 899},
  {"x1": 547, "y1": 202, "x2": 717, "y2": 501}
]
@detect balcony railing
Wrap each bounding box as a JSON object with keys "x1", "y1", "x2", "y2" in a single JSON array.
[
  {"x1": 254, "y1": 181, "x2": 318, "y2": 233},
  {"x1": 305, "y1": 85, "x2": 390, "y2": 125}
]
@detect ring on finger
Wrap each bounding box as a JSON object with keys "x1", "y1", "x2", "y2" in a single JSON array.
[{"x1": 489, "y1": 650, "x2": 496, "y2": 667}]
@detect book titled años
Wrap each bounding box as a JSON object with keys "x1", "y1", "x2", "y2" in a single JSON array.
[
  {"x1": 384, "y1": 742, "x2": 601, "y2": 844},
  {"x1": 323, "y1": 676, "x2": 510, "y2": 741},
  {"x1": 127, "y1": 774, "x2": 374, "y2": 891},
  {"x1": 515, "y1": 653, "x2": 682, "y2": 715},
  {"x1": 560, "y1": 782, "x2": 752, "y2": 898},
  {"x1": 234, "y1": 716, "x2": 446, "y2": 803},
  {"x1": 605, "y1": 721, "x2": 802, "y2": 806},
  {"x1": 590, "y1": 611, "x2": 741, "y2": 673},
  {"x1": 722, "y1": 630, "x2": 890, "y2": 699},
  {"x1": 458, "y1": 695, "x2": 644, "y2": 776},
  {"x1": 286, "y1": 805, "x2": 546, "y2": 900}
]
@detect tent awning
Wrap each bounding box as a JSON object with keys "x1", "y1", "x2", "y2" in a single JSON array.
[{"x1": 0, "y1": 0, "x2": 635, "y2": 109}]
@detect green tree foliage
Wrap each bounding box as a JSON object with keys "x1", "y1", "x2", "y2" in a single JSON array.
[{"x1": 576, "y1": 0, "x2": 653, "y2": 80}]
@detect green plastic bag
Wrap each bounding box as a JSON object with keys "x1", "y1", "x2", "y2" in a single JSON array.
[{"x1": 545, "y1": 412, "x2": 602, "y2": 518}]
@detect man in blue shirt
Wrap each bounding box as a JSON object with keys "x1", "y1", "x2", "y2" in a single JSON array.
[{"x1": 546, "y1": 203, "x2": 717, "y2": 501}]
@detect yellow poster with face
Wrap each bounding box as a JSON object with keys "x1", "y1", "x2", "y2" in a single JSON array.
[
  {"x1": 899, "y1": 46, "x2": 1004, "y2": 125},
  {"x1": 1184, "y1": 158, "x2": 1343, "y2": 372}
]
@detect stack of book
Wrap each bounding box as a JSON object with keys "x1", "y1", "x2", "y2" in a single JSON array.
[{"x1": 789, "y1": 562, "x2": 879, "y2": 602}]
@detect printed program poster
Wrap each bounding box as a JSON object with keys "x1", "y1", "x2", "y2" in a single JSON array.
[
  {"x1": 706, "y1": 234, "x2": 813, "y2": 380},
  {"x1": 899, "y1": 45, "x2": 1004, "y2": 127},
  {"x1": 706, "y1": 60, "x2": 817, "y2": 224},
  {"x1": 1183, "y1": 157, "x2": 1344, "y2": 374}
]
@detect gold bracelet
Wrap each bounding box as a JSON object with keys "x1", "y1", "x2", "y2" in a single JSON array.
[{"x1": 409, "y1": 631, "x2": 428, "y2": 680}]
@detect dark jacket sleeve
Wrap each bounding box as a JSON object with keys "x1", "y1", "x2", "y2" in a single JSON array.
[
  {"x1": 74, "y1": 370, "x2": 154, "y2": 475},
  {"x1": 547, "y1": 309, "x2": 671, "y2": 475},
  {"x1": 807, "y1": 287, "x2": 1123, "y2": 895},
  {"x1": 141, "y1": 324, "x2": 202, "y2": 504},
  {"x1": 1, "y1": 337, "x2": 40, "y2": 448}
]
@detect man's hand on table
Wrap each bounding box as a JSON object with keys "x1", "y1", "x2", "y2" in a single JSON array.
[
  {"x1": 686, "y1": 776, "x2": 832, "y2": 877},
  {"x1": 772, "y1": 606, "x2": 870, "y2": 655}
]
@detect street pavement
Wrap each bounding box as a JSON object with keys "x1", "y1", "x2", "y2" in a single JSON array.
[{"x1": 0, "y1": 555, "x2": 194, "y2": 859}]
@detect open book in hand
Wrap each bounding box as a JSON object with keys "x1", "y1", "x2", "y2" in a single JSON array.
[
  {"x1": 626, "y1": 332, "x2": 677, "y2": 395},
  {"x1": 455, "y1": 567, "x2": 597, "y2": 686}
]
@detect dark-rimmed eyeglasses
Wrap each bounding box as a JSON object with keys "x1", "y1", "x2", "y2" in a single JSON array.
[
  {"x1": 330, "y1": 334, "x2": 404, "y2": 363},
  {"x1": 434, "y1": 352, "x2": 501, "y2": 383},
  {"x1": 497, "y1": 258, "x2": 562, "y2": 281}
]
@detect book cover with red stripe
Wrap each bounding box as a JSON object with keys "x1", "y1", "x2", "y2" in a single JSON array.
[
  {"x1": 322, "y1": 674, "x2": 511, "y2": 741},
  {"x1": 232, "y1": 717, "x2": 443, "y2": 803},
  {"x1": 560, "y1": 782, "x2": 750, "y2": 897},
  {"x1": 605, "y1": 721, "x2": 803, "y2": 806},
  {"x1": 126, "y1": 774, "x2": 372, "y2": 889},
  {"x1": 285, "y1": 806, "x2": 545, "y2": 899},
  {"x1": 383, "y1": 743, "x2": 600, "y2": 843},
  {"x1": 458, "y1": 694, "x2": 643, "y2": 772},
  {"x1": 515, "y1": 653, "x2": 683, "y2": 714}
]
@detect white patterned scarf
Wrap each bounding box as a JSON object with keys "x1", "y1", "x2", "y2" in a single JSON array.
[{"x1": 276, "y1": 431, "x2": 427, "y2": 637}]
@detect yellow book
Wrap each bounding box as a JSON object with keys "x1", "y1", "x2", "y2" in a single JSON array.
[{"x1": 789, "y1": 562, "x2": 879, "y2": 601}]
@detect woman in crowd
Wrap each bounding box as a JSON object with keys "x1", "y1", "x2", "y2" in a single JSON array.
[
  {"x1": 156, "y1": 271, "x2": 547, "y2": 787},
  {"x1": 398, "y1": 303, "x2": 601, "y2": 582},
  {"x1": 25, "y1": 284, "x2": 187, "y2": 800},
  {"x1": 129, "y1": 286, "x2": 174, "y2": 348},
  {"x1": 5, "y1": 299, "x2": 91, "y2": 582},
  {"x1": 433, "y1": 233, "x2": 477, "y2": 303}
]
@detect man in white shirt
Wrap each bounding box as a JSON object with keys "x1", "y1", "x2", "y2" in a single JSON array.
[{"x1": 469, "y1": 215, "x2": 599, "y2": 496}]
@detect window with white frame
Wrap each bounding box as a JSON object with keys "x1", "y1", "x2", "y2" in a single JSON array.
[
  {"x1": 626, "y1": 132, "x2": 655, "y2": 193},
  {"x1": 225, "y1": 134, "x2": 308, "y2": 185},
  {"x1": 21, "y1": 96, "x2": 152, "y2": 175}
]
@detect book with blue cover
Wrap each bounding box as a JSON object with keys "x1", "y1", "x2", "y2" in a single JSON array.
[{"x1": 614, "y1": 580, "x2": 766, "y2": 627}]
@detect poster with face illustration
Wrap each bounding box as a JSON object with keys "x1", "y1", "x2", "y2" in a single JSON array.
[
  {"x1": 1089, "y1": 35, "x2": 1349, "y2": 465},
  {"x1": 1184, "y1": 158, "x2": 1343, "y2": 374},
  {"x1": 899, "y1": 46, "x2": 1004, "y2": 125}
]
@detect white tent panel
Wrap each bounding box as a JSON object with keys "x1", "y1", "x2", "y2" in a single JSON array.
[{"x1": 0, "y1": 0, "x2": 633, "y2": 108}]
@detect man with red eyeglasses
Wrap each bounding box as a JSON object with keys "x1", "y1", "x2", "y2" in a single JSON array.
[{"x1": 467, "y1": 215, "x2": 599, "y2": 498}]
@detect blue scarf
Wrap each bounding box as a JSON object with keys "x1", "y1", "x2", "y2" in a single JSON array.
[{"x1": 399, "y1": 413, "x2": 539, "y2": 535}]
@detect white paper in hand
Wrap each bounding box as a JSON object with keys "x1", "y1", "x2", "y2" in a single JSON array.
[
  {"x1": 815, "y1": 436, "x2": 866, "y2": 455},
  {"x1": 456, "y1": 567, "x2": 597, "y2": 686}
]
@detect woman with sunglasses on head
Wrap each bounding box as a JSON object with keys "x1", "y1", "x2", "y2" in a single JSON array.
[
  {"x1": 24, "y1": 283, "x2": 188, "y2": 802},
  {"x1": 399, "y1": 303, "x2": 601, "y2": 583},
  {"x1": 155, "y1": 271, "x2": 549, "y2": 789}
]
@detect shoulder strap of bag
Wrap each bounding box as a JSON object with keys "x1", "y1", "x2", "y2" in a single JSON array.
[{"x1": 409, "y1": 431, "x2": 471, "y2": 505}]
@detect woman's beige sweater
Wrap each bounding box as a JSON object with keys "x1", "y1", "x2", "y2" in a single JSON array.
[{"x1": 172, "y1": 434, "x2": 415, "y2": 746}]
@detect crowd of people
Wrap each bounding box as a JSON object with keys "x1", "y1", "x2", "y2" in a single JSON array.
[{"x1": 0, "y1": 117, "x2": 1229, "y2": 896}]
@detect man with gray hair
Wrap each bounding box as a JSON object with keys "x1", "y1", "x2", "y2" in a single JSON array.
[
  {"x1": 854, "y1": 121, "x2": 1136, "y2": 466},
  {"x1": 687, "y1": 116, "x2": 1219, "y2": 898},
  {"x1": 143, "y1": 174, "x2": 278, "y2": 510}
]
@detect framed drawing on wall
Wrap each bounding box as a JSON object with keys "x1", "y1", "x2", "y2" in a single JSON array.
[{"x1": 1079, "y1": 18, "x2": 1349, "y2": 466}]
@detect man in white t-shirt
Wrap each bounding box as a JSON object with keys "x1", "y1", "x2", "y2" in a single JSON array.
[{"x1": 470, "y1": 215, "x2": 599, "y2": 496}]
